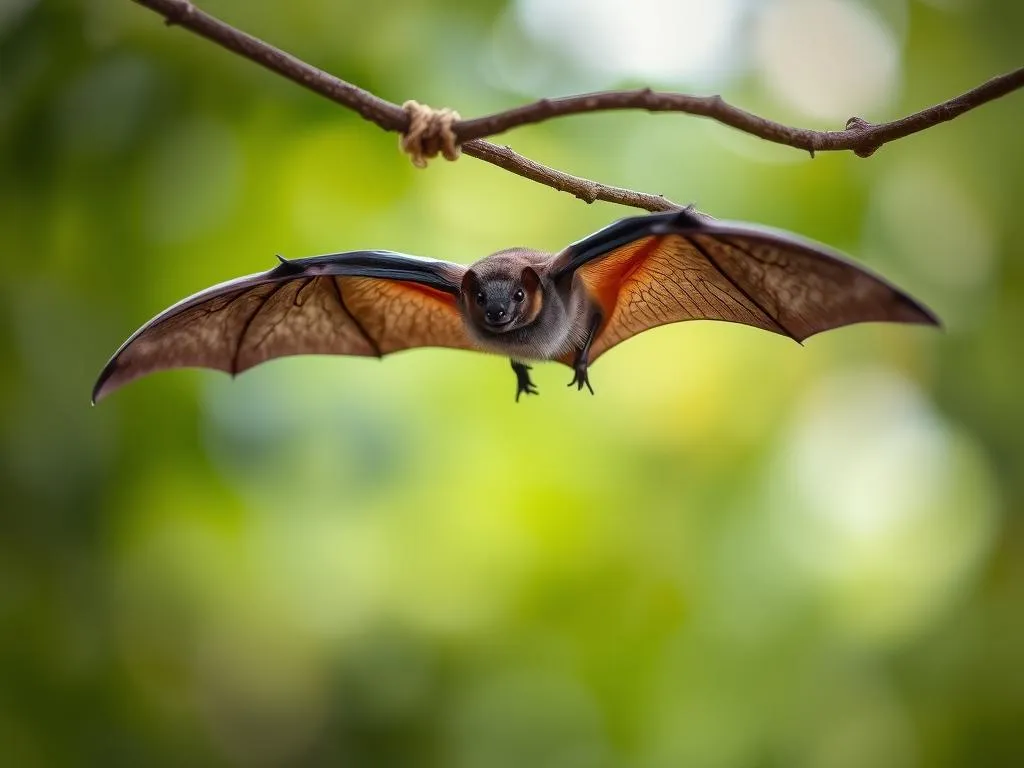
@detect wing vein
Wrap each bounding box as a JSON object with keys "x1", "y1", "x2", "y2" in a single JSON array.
[
  {"x1": 232, "y1": 282, "x2": 288, "y2": 375},
  {"x1": 331, "y1": 277, "x2": 382, "y2": 357},
  {"x1": 686, "y1": 235, "x2": 798, "y2": 342}
]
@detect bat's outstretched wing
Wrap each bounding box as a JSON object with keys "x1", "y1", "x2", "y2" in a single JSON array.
[
  {"x1": 93, "y1": 251, "x2": 470, "y2": 403},
  {"x1": 552, "y1": 209, "x2": 939, "y2": 362}
]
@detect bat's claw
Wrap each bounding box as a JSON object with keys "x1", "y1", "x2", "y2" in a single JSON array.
[
  {"x1": 512, "y1": 361, "x2": 539, "y2": 402},
  {"x1": 567, "y1": 364, "x2": 594, "y2": 395},
  {"x1": 516, "y1": 381, "x2": 539, "y2": 402}
]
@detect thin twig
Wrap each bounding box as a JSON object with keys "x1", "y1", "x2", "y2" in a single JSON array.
[
  {"x1": 132, "y1": 0, "x2": 1023, "y2": 210},
  {"x1": 456, "y1": 70, "x2": 1024, "y2": 158},
  {"x1": 462, "y1": 142, "x2": 678, "y2": 212}
]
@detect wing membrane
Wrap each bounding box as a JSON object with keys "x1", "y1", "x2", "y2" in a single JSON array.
[
  {"x1": 93, "y1": 251, "x2": 470, "y2": 402},
  {"x1": 556, "y1": 210, "x2": 937, "y2": 361}
]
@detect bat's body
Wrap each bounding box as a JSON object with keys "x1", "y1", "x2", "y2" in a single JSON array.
[
  {"x1": 92, "y1": 209, "x2": 938, "y2": 403},
  {"x1": 461, "y1": 248, "x2": 588, "y2": 361},
  {"x1": 459, "y1": 247, "x2": 593, "y2": 397}
]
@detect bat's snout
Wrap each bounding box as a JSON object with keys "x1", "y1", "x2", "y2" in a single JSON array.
[{"x1": 484, "y1": 304, "x2": 511, "y2": 327}]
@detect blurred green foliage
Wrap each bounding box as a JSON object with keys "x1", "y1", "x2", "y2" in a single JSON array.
[{"x1": 2, "y1": 0, "x2": 1024, "y2": 766}]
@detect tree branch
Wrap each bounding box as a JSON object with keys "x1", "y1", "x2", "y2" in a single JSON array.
[
  {"x1": 133, "y1": 0, "x2": 1023, "y2": 211},
  {"x1": 456, "y1": 69, "x2": 1024, "y2": 158},
  {"x1": 135, "y1": 0, "x2": 683, "y2": 209},
  {"x1": 144, "y1": 0, "x2": 408, "y2": 130}
]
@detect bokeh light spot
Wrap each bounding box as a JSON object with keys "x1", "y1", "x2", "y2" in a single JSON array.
[
  {"x1": 514, "y1": 0, "x2": 745, "y2": 87},
  {"x1": 868, "y1": 160, "x2": 995, "y2": 291},
  {"x1": 755, "y1": 0, "x2": 901, "y2": 121},
  {"x1": 772, "y1": 368, "x2": 998, "y2": 646}
]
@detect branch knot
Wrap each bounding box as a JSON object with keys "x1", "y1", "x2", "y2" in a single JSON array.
[
  {"x1": 163, "y1": 0, "x2": 196, "y2": 27},
  {"x1": 845, "y1": 116, "x2": 880, "y2": 157},
  {"x1": 400, "y1": 100, "x2": 462, "y2": 168}
]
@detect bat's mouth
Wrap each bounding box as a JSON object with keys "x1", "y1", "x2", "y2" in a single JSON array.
[{"x1": 483, "y1": 316, "x2": 515, "y2": 331}]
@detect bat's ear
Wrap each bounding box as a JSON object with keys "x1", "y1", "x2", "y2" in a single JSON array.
[
  {"x1": 461, "y1": 269, "x2": 480, "y2": 297},
  {"x1": 521, "y1": 266, "x2": 540, "y2": 292}
]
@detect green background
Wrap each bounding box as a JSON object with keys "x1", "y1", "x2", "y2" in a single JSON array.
[{"x1": 3, "y1": 0, "x2": 1023, "y2": 765}]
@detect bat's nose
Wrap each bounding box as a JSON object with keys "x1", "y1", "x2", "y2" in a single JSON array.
[{"x1": 485, "y1": 304, "x2": 509, "y2": 325}]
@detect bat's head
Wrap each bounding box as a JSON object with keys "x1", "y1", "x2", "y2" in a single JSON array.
[{"x1": 461, "y1": 251, "x2": 544, "y2": 334}]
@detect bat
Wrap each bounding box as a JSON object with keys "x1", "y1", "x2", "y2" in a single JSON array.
[{"x1": 92, "y1": 208, "x2": 938, "y2": 403}]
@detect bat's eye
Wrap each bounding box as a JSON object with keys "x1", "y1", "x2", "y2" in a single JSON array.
[
  {"x1": 513, "y1": 289, "x2": 525, "y2": 302},
  {"x1": 475, "y1": 291, "x2": 486, "y2": 305}
]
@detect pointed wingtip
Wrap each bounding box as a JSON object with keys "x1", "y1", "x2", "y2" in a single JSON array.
[
  {"x1": 898, "y1": 290, "x2": 943, "y2": 330},
  {"x1": 91, "y1": 358, "x2": 118, "y2": 406}
]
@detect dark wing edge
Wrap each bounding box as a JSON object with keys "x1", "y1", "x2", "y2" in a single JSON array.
[
  {"x1": 551, "y1": 207, "x2": 712, "y2": 280},
  {"x1": 553, "y1": 208, "x2": 940, "y2": 348},
  {"x1": 92, "y1": 250, "x2": 467, "y2": 404}
]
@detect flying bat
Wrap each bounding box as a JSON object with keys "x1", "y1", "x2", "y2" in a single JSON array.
[{"x1": 92, "y1": 208, "x2": 938, "y2": 403}]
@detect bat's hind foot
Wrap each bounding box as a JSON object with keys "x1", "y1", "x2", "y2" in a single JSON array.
[
  {"x1": 511, "y1": 360, "x2": 539, "y2": 402},
  {"x1": 567, "y1": 363, "x2": 594, "y2": 395},
  {"x1": 567, "y1": 314, "x2": 599, "y2": 396}
]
